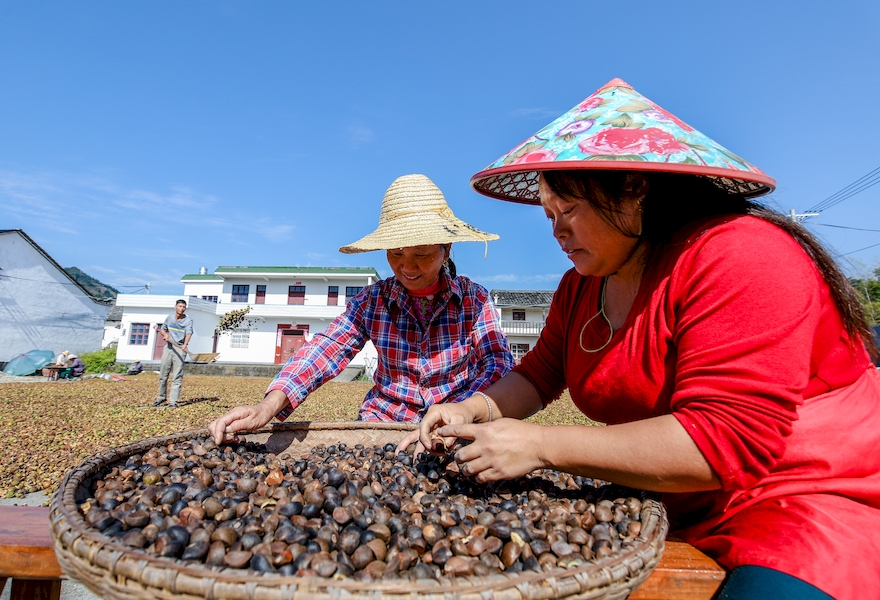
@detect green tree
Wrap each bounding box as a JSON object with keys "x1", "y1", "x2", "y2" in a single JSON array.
[
  {"x1": 849, "y1": 267, "x2": 880, "y2": 326},
  {"x1": 78, "y1": 347, "x2": 128, "y2": 373}
]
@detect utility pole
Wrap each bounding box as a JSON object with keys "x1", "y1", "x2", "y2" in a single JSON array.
[
  {"x1": 789, "y1": 208, "x2": 819, "y2": 222},
  {"x1": 146, "y1": 283, "x2": 151, "y2": 295}
]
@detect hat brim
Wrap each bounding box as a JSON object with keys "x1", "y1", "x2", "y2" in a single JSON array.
[
  {"x1": 472, "y1": 161, "x2": 776, "y2": 205},
  {"x1": 339, "y1": 212, "x2": 499, "y2": 254}
]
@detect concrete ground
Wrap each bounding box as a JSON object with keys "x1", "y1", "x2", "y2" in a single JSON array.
[
  {"x1": 0, "y1": 373, "x2": 55, "y2": 383},
  {"x1": 0, "y1": 579, "x2": 99, "y2": 600}
]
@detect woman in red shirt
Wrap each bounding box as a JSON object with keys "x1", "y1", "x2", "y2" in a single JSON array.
[{"x1": 418, "y1": 79, "x2": 880, "y2": 599}]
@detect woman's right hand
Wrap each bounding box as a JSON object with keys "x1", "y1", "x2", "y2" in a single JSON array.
[{"x1": 208, "y1": 390, "x2": 289, "y2": 445}]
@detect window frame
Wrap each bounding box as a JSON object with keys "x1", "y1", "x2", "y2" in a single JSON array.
[
  {"x1": 231, "y1": 284, "x2": 250, "y2": 303},
  {"x1": 255, "y1": 285, "x2": 266, "y2": 305},
  {"x1": 327, "y1": 286, "x2": 339, "y2": 306},
  {"x1": 230, "y1": 328, "x2": 250, "y2": 349},
  {"x1": 512, "y1": 310, "x2": 526, "y2": 321},
  {"x1": 129, "y1": 323, "x2": 150, "y2": 346},
  {"x1": 510, "y1": 343, "x2": 531, "y2": 362},
  {"x1": 288, "y1": 285, "x2": 306, "y2": 305}
]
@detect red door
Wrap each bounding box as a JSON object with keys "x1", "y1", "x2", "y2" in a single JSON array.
[
  {"x1": 280, "y1": 330, "x2": 305, "y2": 363},
  {"x1": 152, "y1": 328, "x2": 166, "y2": 360}
]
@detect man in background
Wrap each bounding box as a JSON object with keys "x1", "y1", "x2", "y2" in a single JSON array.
[
  {"x1": 127, "y1": 360, "x2": 144, "y2": 375},
  {"x1": 152, "y1": 299, "x2": 193, "y2": 408}
]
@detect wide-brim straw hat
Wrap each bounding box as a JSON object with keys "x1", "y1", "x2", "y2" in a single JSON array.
[
  {"x1": 339, "y1": 174, "x2": 499, "y2": 254},
  {"x1": 471, "y1": 78, "x2": 776, "y2": 204}
]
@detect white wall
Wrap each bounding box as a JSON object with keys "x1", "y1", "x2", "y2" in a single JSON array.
[
  {"x1": 115, "y1": 296, "x2": 218, "y2": 362},
  {"x1": 117, "y1": 273, "x2": 381, "y2": 366},
  {"x1": 216, "y1": 276, "x2": 377, "y2": 306},
  {"x1": 500, "y1": 307, "x2": 547, "y2": 322},
  {"x1": 212, "y1": 316, "x2": 378, "y2": 367},
  {"x1": 103, "y1": 325, "x2": 122, "y2": 348},
  {"x1": 0, "y1": 233, "x2": 110, "y2": 361},
  {"x1": 183, "y1": 281, "x2": 223, "y2": 300},
  {"x1": 213, "y1": 320, "x2": 279, "y2": 363},
  {"x1": 506, "y1": 335, "x2": 536, "y2": 347}
]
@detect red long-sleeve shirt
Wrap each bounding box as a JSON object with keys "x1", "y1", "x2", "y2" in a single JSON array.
[{"x1": 516, "y1": 215, "x2": 880, "y2": 598}]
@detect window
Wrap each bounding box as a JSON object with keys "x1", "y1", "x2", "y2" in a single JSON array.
[
  {"x1": 510, "y1": 343, "x2": 530, "y2": 363},
  {"x1": 256, "y1": 285, "x2": 266, "y2": 305},
  {"x1": 230, "y1": 329, "x2": 250, "y2": 349},
  {"x1": 288, "y1": 285, "x2": 305, "y2": 305},
  {"x1": 327, "y1": 286, "x2": 339, "y2": 306},
  {"x1": 512, "y1": 310, "x2": 526, "y2": 321},
  {"x1": 232, "y1": 285, "x2": 249, "y2": 302},
  {"x1": 201, "y1": 295, "x2": 218, "y2": 303},
  {"x1": 345, "y1": 286, "x2": 363, "y2": 303},
  {"x1": 129, "y1": 323, "x2": 150, "y2": 345}
]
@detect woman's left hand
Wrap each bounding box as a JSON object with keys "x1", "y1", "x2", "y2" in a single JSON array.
[{"x1": 438, "y1": 418, "x2": 546, "y2": 483}]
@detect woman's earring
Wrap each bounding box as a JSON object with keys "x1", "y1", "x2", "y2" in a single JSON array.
[{"x1": 636, "y1": 203, "x2": 644, "y2": 237}]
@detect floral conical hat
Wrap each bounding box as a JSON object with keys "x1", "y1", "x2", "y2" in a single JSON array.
[{"x1": 471, "y1": 78, "x2": 775, "y2": 204}]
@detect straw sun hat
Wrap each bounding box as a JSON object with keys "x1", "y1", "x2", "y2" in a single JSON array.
[{"x1": 339, "y1": 174, "x2": 499, "y2": 254}]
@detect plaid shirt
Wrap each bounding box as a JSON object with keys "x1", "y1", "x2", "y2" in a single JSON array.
[{"x1": 268, "y1": 271, "x2": 513, "y2": 422}]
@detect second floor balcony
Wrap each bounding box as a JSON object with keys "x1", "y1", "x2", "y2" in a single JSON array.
[{"x1": 500, "y1": 320, "x2": 545, "y2": 336}]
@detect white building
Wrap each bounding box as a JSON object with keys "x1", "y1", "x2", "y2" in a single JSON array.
[
  {"x1": 0, "y1": 229, "x2": 111, "y2": 363},
  {"x1": 115, "y1": 266, "x2": 381, "y2": 367},
  {"x1": 102, "y1": 304, "x2": 123, "y2": 348},
  {"x1": 490, "y1": 289, "x2": 555, "y2": 363}
]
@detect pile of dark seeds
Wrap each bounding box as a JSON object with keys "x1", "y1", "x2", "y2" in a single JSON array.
[{"x1": 77, "y1": 437, "x2": 649, "y2": 581}]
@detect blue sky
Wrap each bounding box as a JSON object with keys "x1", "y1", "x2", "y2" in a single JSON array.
[{"x1": 2, "y1": 1, "x2": 878, "y2": 295}]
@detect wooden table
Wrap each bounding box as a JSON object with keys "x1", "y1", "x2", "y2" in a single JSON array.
[
  {"x1": 630, "y1": 538, "x2": 726, "y2": 599},
  {"x1": 42, "y1": 365, "x2": 67, "y2": 381},
  {"x1": 0, "y1": 506, "x2": 725, "y2": 600},
  {"x1": 0, "y1": 507, "x2": 62, "y2": 600}
]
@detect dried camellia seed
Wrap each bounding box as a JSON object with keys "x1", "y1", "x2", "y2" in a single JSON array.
[
  {"x1": 223, "y1": 550, "x2": 252, "y2": 568},
  {"x1": 76, "y1": 436, "x2": 648, "y2": 583}
]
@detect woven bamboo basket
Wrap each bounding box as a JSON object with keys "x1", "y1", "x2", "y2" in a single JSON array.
[{"x1": 50, "y1": 421, "x2": 667, "y2": 600}]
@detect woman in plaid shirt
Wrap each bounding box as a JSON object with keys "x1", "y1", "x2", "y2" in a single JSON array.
[{"x1": 209, "y1": 175, "x2": 514, "y2": 445}]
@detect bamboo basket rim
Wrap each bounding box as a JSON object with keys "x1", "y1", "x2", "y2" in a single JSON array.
[{"x1": 50, "y1": 421, "x2": 668, "y2": 600}]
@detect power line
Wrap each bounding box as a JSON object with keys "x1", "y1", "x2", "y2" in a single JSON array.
[
  {"x1": 806, "y1": 166, "x2": 880, "y2": 213},
  {"x1": 0, "y1": 273, "x2": 117, "y2": 302},
  {"x1": 812, "y1": 223, "x2": 880, "y2": 233},
  {"x1": 0, "y1": 273, "x2": 150, "y2": 299},
  {"x1": 839, "y1": 241, "x2": 880, "y2": 257}
]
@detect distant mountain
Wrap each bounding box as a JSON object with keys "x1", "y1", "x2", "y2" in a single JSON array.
[{"x1": 65, "y1": 267, "x2": 119, "y2": 300}]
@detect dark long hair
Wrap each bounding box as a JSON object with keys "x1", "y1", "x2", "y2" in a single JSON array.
[{"x1": 543, "y1": 170, "x2": 875, "y2": 355}]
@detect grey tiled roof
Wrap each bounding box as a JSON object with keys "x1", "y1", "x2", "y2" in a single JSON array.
[
  {"x1": 106, "y1": 304, "x2": 123, "y2": 322},
  {"x1": 489, "y1": 289, "x2": 555, "y2": 307}
]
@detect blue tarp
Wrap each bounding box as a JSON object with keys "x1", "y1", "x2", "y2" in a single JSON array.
[{"x1": 3, "y1": 350, "x2": 56, "y2": 376}]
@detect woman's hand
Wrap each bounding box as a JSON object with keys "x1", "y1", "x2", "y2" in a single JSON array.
[
  {"x1": 417, "y1": 400, "x2": 481, "y2": 454},
  {"x1": 440, "y1": 418, "x2": 546, "y2": 483},
  {"x1": 395, "y1": 429, "x2": 425, "y2": 455},
  {"x1": 208, "y1": 390, "x2": 289, "y2": 445}
]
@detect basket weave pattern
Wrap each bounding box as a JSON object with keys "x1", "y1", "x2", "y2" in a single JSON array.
[{"x1": 50, "y1": 422, "x2": 667, "y2": 600}]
